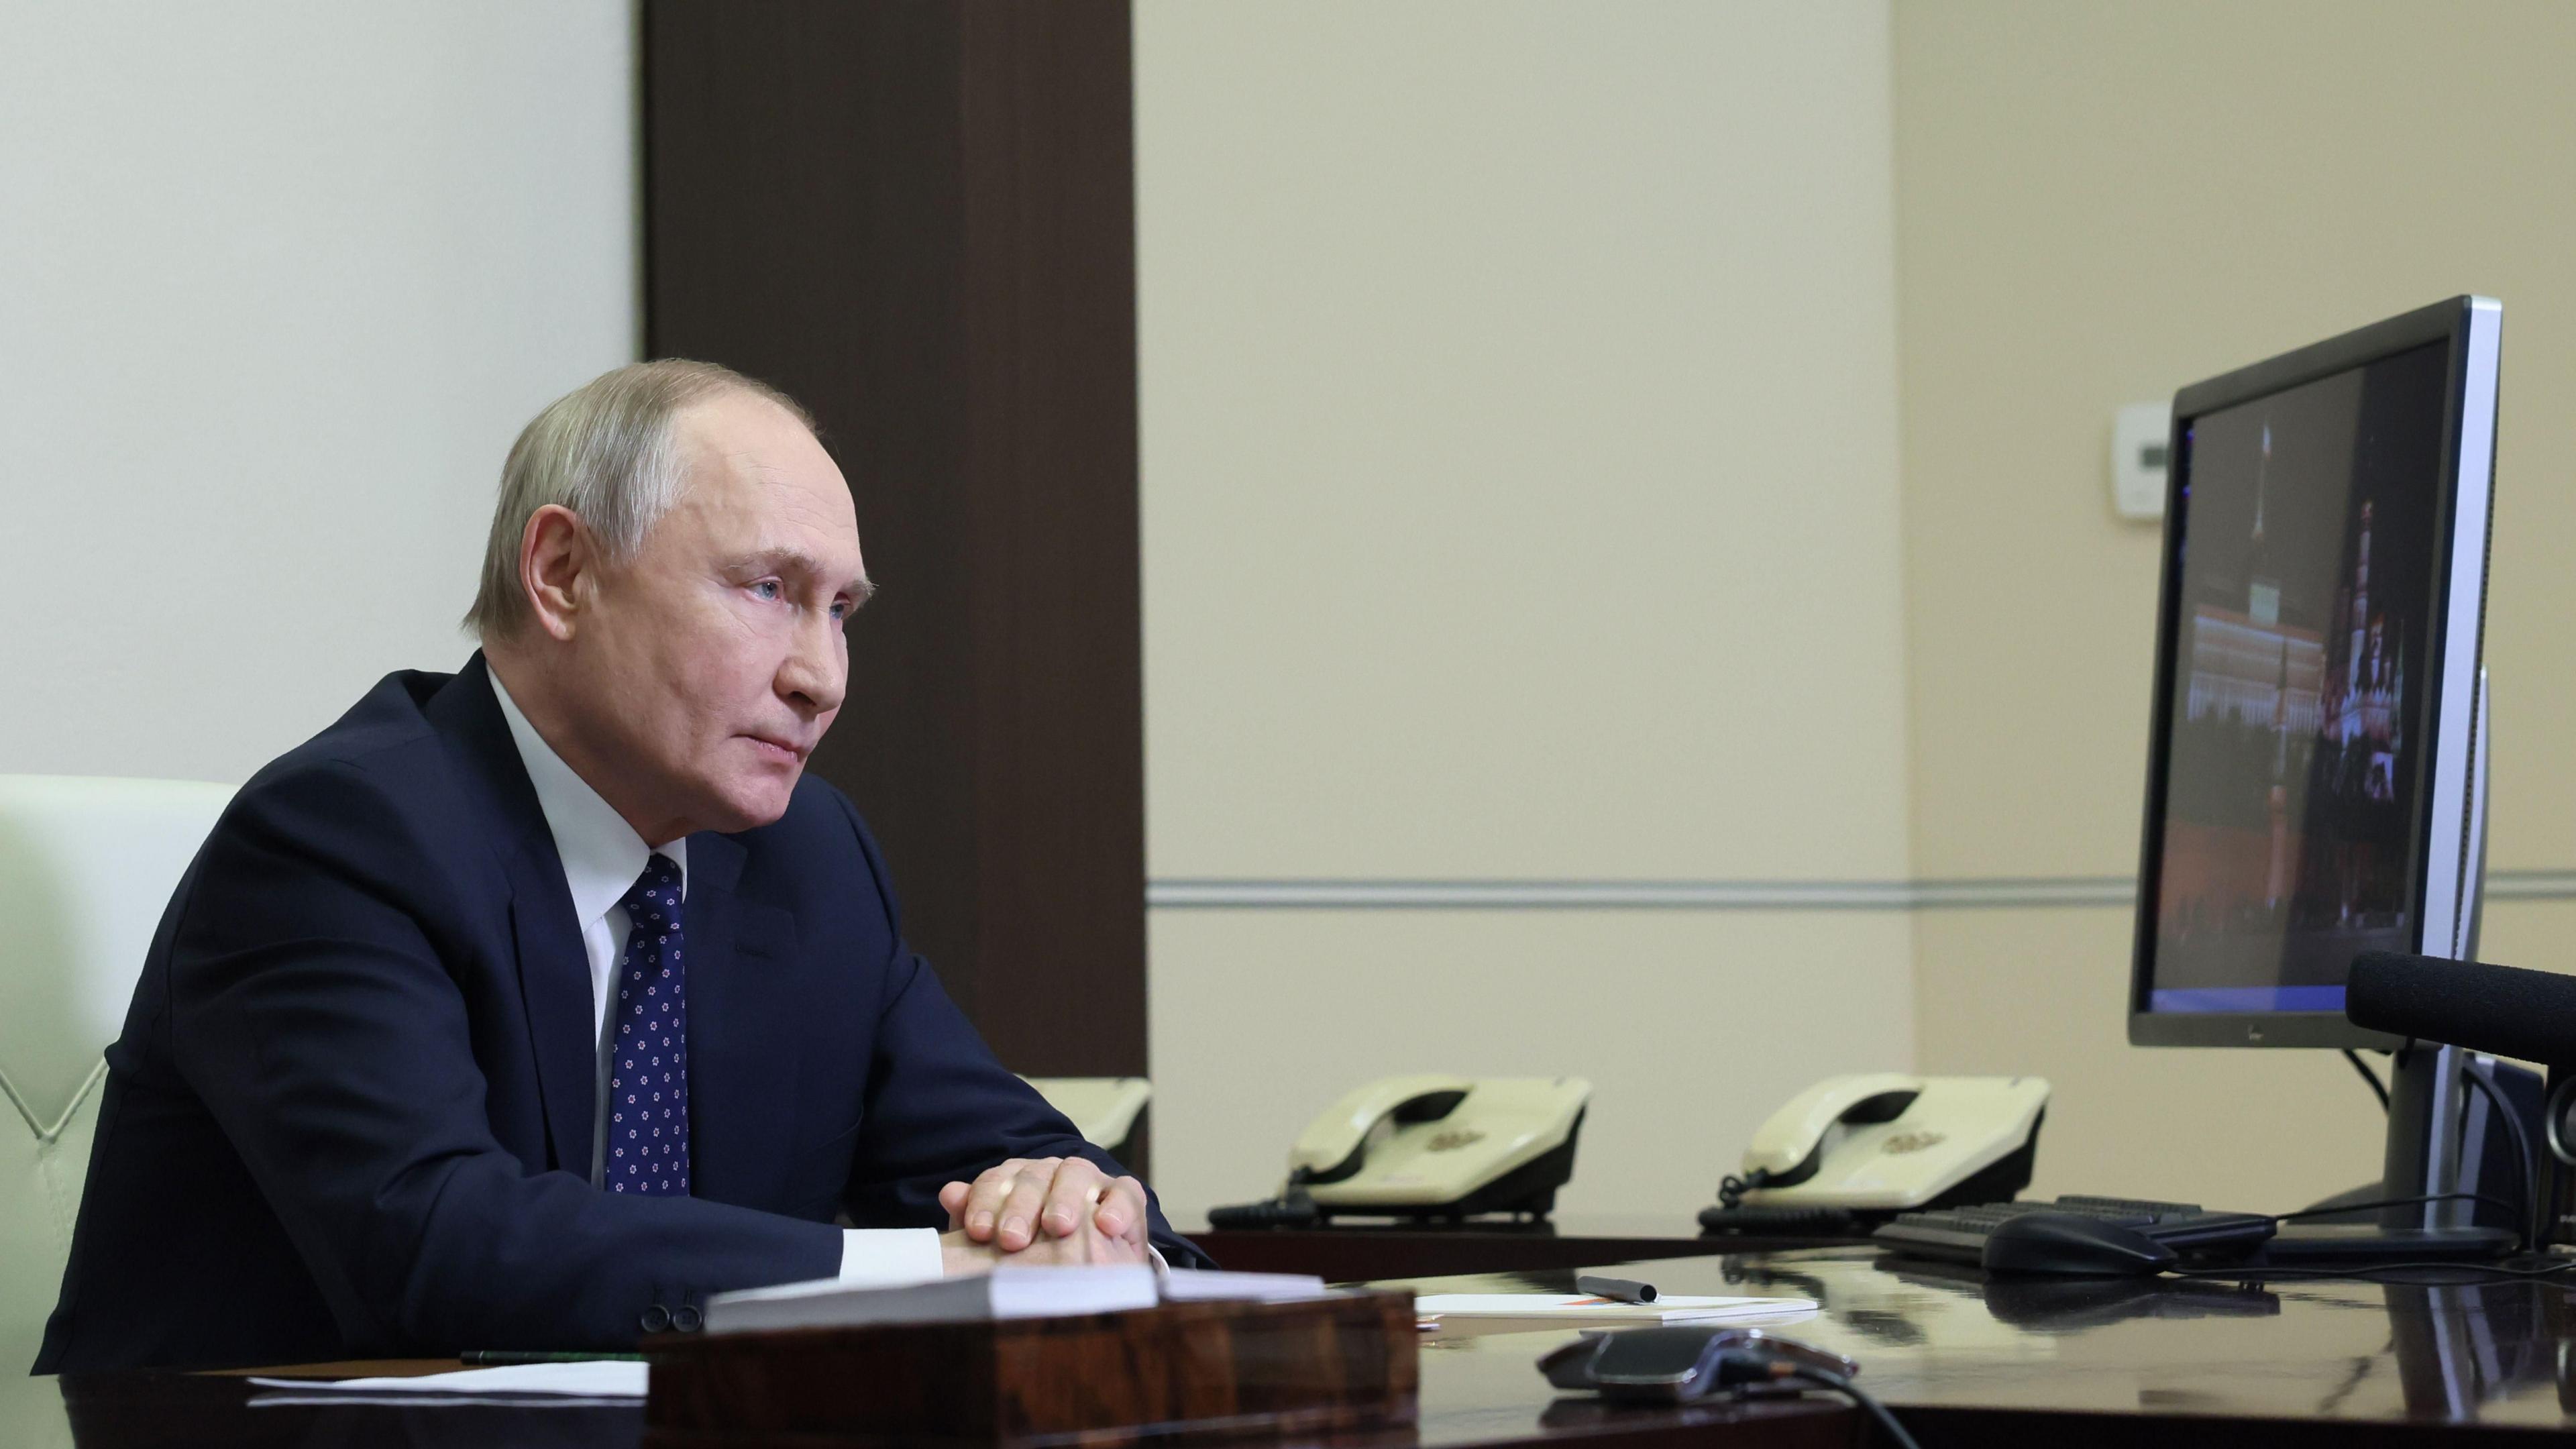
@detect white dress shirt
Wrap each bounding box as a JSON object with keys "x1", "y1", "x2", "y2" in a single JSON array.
[{"x1": 489, "y1": 671, "x2": 942, "y2": 1285}]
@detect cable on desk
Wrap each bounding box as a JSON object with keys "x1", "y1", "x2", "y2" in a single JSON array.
[
  {"x1": 2341, "y1": 1048, "x2": 2391, "y2": 1113},
  {"x1": 2153, "y1": 1191, "x2": 2556, "y2": 1287},
  {"x1": 1786, "y1": 1369, "x2": 1922, "y2": 1449},
  {"x1": 2459, "y1": 1058, "x2": 2538, "y2": 1253},
  {"x1": 2172, "y1": 1256, "x2": 2576, "y2": 1286},
  {"x1": 2267, "y1": 1191, "x2": 2522, "y2": 1226}
]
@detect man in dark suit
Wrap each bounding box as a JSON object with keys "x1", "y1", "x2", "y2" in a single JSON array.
[{"x1": 38, "y1": 362, "x2": 1203, "y2": 1372}]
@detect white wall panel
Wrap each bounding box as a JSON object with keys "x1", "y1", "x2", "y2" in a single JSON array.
[{"x1": 0, "y1": 1, "x2": 637, "y2": 782}]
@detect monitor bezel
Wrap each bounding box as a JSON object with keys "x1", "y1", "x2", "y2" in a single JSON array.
[{"x1": 2127, "y1": 295, "x2": 2500, "y2": 1049}]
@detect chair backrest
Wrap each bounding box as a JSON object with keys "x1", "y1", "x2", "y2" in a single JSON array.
[
  {"x1": 0, "y1": 775, "x2": 233, "y2": 1374},
  {"x1": 1020, "y1": 1077, "x2": 1152, "y2": 1163}
]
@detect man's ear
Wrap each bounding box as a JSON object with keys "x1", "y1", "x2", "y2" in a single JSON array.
[{"x1": 519, "y1": 504, "x2": 594, "y2": 642}]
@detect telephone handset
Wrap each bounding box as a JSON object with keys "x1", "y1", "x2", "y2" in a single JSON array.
[
  {"x1": 1712, "y1": 1074, "x2": 2049, "y2": 1220},
  {"x1": 1211, "y1": 1074, "x2": 1593, "y2": 1227},
  {"x1": 1741, "y1": 1073, "x2": 1930, "y2": 1183},
  {"x1": 1287, "y1": 1073, "x2": 1477, "y2": 1184}
]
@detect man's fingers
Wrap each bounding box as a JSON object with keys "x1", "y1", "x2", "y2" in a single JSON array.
[
  {"x1": 994, "y1": 1160, "x2": 1061, "y2": 1252},
  {"x1": 1040, "y1": 1159, "x2": 1109, "y2": 1240},
  {"x1": 951, "y1": 1158, "x2": 1136, "y2": 1253},
  {"x1": 1059, "y1": 1211, "x2": 1141, "y2": 1266},
  {"x1": 938, "y1": 1229, "x2": 1000, "y2": 1277},
  {"x1": 962, "y1": 1159, "x2": 1046, "y2": 1242},
  {"x1": 1093, "y1": 1175, "x2": 1146, "y2": 1240},
  {"x1": 959, "y1": 1167, "x2": 1010, "y2": 1241},
  {"x1": 1087, "y1": 1221, "x2": 1140, "y2": 1265},
  {"x1": 998, "y1": 1211, "x2": 1144, "y2": 1267},
  {"x1": 973, "y1": 1196, "x2": 1148, "y2": 1263}
]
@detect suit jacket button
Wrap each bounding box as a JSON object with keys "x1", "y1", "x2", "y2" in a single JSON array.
[
  {"x1": 671, "y1": 1305, "x2": 704, "y2": 1333},
  {"x1": 640, "y1": 1304, "x2": 672, "y2": 1334}
]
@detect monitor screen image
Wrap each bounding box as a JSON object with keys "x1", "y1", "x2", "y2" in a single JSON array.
[{"x1": 2146, "y1": 341, "x2": 2449, "y2": 1015}]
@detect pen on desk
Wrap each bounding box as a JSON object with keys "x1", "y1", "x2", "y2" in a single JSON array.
[
  {"x1": 461, "y1": 1350, "x2": 651, "y2": 1365},
  {"x1": 1574, "y1": 1275, "x2": 1658, "y2": 1304}
]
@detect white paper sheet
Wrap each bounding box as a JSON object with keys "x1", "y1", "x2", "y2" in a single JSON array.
[
  {"x1": 1411, "y1": 1293, "x2": 1818, "y2": 1324},
  {"x1": 1158, "y1": 1268, "x2": 1330, "y2": 1302},
  {"x1": 246, "y1": 1360, "x2": 647, "y2": 1403}
]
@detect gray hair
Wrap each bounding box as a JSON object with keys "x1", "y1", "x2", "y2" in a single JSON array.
[{"x1": 462, "y1": 358, "x2": 814, "y2": 639}]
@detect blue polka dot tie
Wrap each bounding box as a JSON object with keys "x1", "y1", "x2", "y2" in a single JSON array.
[{"x1": 605, "y1": 854, "x2": 690, "y2": 1195}]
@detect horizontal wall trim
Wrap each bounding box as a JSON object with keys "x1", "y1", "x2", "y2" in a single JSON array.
[{"x1": 1148, "y1": 869, "x2": 2576, "y2": 912}]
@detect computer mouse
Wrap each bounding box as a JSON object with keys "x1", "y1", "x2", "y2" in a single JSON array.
[
  {"x1": 1538, "y1": 1326, "x2": 1860, "y2": 1403},
  {"x1": 1980, "y1": 1212, "x2": 2178, "y2": 1277}
]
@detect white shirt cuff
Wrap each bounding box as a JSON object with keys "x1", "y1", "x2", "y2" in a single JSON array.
[{"x1": 839, "y1": 1227, "x2": 945, "y2": 1283}]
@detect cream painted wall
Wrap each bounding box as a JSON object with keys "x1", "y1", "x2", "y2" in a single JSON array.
[
  {"x1": 1135, "y1": 1, "x2": 1912, "y2": 1220},
  {"x1": 0, "y1": 2, "x2": 638, "y2": 785},
  {"x1": 1914, "y1": 898, "x2": 2576, "y2": 1212},
  {"x1": 1893, "y1": 2, "x2": 2576, "y2": 1211}
]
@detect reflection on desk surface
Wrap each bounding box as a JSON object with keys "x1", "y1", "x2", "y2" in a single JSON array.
[
  {"x1": 19, "y1": 1246, "x2": 2576, "y2": 1444},
  {"x1": 1387, "y1": 1248, "x2": 2576, "y2": 1432}
]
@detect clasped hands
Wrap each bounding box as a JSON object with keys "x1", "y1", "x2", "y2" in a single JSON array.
[{"x1": 937, "y1": 1157, "x2": 1151, "y2": 1273}]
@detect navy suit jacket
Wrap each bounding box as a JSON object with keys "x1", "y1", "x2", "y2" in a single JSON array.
[{"x1": 36, "y1": 657, "x2": 1202, "y2": 1372}]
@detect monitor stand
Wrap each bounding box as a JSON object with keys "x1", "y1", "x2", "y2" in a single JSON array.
[
  {"x1": 2263, "y1": 668, "x2": 2516, "y2": 1265},
  {"x1": 2261, "y1": 1041, "x2": 2518, "y2": 1265}
]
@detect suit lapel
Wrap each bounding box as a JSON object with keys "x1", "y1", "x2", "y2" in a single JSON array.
[
  {"x1": 425, "y1": 654, "x2": 602, "y2": 1177},
  {"x1": 507, "y1": 860, "x2": 600, "y2": 1177},
  {"x1": 682, "y1": 832, "x2": 800, "y2": 1210}
]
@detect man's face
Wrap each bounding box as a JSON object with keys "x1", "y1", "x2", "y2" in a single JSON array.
[{"x1": 566, "y1": 392, "x2": 868, "y2": 841}]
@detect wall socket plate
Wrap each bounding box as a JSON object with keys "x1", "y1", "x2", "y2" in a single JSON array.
[{"x1": 2111, "y1": 401, "x2": 2171, "y2": 521}]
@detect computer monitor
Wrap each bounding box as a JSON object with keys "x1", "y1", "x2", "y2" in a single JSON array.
[{"x1": 2127, "y1": 296, "x2": 2500, "y2": 1243}]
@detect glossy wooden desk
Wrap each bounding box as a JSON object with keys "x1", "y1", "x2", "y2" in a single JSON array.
[
  {"x1": 7, "y1": 1324, "x2": 1850, "y2": 1449},
  {"x1": 23, "y1": 1245, "x2": 2576, "y2": 1446}
]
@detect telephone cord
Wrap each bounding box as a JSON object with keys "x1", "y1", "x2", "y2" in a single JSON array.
[{"x1": 1786, "y1": 1369, "x2": 1923, "y2": 1449}]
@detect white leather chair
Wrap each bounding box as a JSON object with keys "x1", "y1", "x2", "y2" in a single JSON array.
[
  {"x1": 1020, "y1": 1077, "x2": 1152, "y2": 1163},
  {"x1": 0, "y1": 775, "x2": 232, "y2": 1376}
]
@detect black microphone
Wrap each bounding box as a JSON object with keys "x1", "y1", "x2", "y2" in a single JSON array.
[{"x1": 2347, "y1": 951, "x2": 2576, "y2": 1064}]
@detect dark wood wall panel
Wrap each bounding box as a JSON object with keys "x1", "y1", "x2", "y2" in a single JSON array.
[
  {"x1": 952, "y1": 4, "x2": 1146, "y2": 1083},
  {"x1": 643, "y1": 1, "x2": 1148, "y2": 1146}
]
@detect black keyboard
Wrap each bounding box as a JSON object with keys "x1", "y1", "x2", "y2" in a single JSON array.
[{"x1": 1872, "y1": 1195, "x2": 2277, "y2": 1265}]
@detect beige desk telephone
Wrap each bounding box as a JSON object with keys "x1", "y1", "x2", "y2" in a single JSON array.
[
  {"x1": 1706, "y1": 1074, "x2": 2049, "y2": 1225},
  {"x1": 1208, "y1": 1074, "x2": 1593, "y2": 1227}
]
